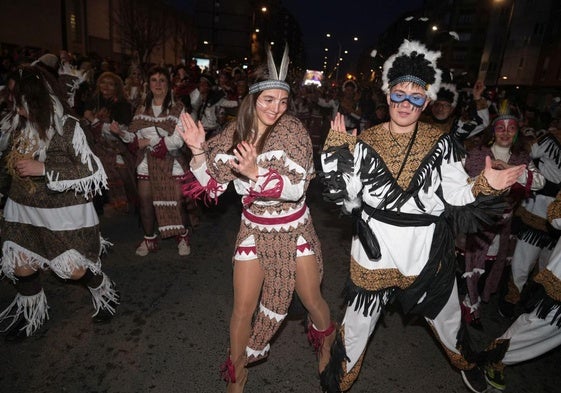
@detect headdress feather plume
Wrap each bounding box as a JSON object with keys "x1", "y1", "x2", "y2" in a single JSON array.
[
  {"x1": 249, "y1": 44, "x2": 291, "y2": 95},
  {"x1": 266, "y1": 45, "x2": 279, "y2": 80},
  {"x1": 278, "y1": 44, "x2": 289, "y2": 81}
]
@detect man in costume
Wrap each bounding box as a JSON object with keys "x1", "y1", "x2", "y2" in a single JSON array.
[
  {"x1": 483, "y1": 191, "x2": 561, "y2": 391},
  {"x1": 422, "y1": 70, "x2": 489, "y2": 143},
  {"x1": 320, "y1": 39, "x2": 525, "y2": 393},
  {"x1": 0, "y1": 65, "x2": 119, "y2": 341}
]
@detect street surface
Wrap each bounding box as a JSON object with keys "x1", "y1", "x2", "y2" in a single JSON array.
[{"x1": 1, "y1": 178, "x2": 559, "y2": 393}]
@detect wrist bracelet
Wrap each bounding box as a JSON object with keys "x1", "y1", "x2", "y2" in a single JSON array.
[{"x1": 192, "y1": 151, "x2": 205, "y2": 156}]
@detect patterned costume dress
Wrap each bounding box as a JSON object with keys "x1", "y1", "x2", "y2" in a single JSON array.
[
  {"x1": 184, "y1": 114, "x2": 323, "y2": 362},
  {"x1": 0, "y1": 111, "x2": 112, "y2": 335},
  {"x1": 320, "y1": 122, "x2": 502, "y2": 391},
  {"x1": 121, "y1": 103, "x2": 191, "y2": 238}
]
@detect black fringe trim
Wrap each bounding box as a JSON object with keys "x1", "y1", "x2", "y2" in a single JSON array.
[
  {"x1": 517, "y1": 227, "x2": 558, "y2": 249},
  {"x1": 539, "y1": 134, "x2": 561, "y2": 167},
  {"x1": 320, "y1": 331, "x2": 348, "y2": 393},
  {"x1": 320, "y1": 143, "x2": 356, "y2": 208},
  {"x1": 521, "y1": 281, "x2": 561, "y2": 328},
  {"x1": 343, "y1": 278, "x2": 396, "y2": 317}
]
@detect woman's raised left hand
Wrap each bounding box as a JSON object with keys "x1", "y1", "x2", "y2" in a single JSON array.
[{"x1": 230, "y1": 141, "x2": 258, "y2": 181}]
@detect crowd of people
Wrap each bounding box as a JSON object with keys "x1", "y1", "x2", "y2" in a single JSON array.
[{"x1": 0, "y1": 40, "x2": 560, "y2": 393}]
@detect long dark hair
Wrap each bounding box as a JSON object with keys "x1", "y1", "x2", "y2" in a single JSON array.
[
  {"x1": 13, "y1": 65, "x2": 71, "y2": 140},
  {"x1": 230, "y1": 69, "x2": 289, "y2": 154},
  {"x1": 144, "y1": 66, "x2": 173, "y2": 113}
]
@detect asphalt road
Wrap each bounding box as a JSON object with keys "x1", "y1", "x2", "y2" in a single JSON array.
[{"x1": 1, "y1": 178, "x2": 559, "y2": 393}]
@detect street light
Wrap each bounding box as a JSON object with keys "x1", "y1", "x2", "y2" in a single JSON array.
[
  {"x1": 326, "y1": 33, "x2": 358, "y2": 83},
  {"x1": 494, "y1": 0, "x2": 515, "y2": 86},
  {"x1": 251, "y1": 5, "x2": 269, "y2": 65}
]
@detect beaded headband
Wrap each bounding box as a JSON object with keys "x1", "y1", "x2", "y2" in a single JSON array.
[{"x1": 248, "y1": 80, "x2": 290, "y2": 95}]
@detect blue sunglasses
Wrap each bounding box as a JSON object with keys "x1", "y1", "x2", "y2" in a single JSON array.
[{"x1": 390, "y1": 92, "x2": 427, "y2": 108}]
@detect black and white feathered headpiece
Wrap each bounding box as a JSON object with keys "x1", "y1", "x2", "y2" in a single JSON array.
[
  {"x1": 382, "y1": 40, "x2": 442, "y2": 101},
  {"x1": 436, "y1": 83, "x2": 459, "y2": 107},
  {"x1": 249, "y1": 45, "x2": 290, "y2": 95}
]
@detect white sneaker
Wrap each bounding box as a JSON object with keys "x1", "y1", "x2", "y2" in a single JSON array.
[{"x1": 177, "y1": 232, "x2": 191, "y2": 256}]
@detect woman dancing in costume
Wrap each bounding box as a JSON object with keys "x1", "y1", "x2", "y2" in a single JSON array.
[{"x1": 178, "y1": 46, "x2": 334, "y2": 392}]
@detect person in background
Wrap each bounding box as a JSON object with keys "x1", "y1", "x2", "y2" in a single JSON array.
[
  {"x1": 460, "y1": 102, "x2": 545, "y2": 328},
  {"x1": 189, "y1": 74, "x2": 238, "y2": 139},
  {"x1": 111, "y1": 66, "x2": 193, "y2": 257},
  {"x1": 178, "y1": 46, "x2": 334, "y2": 393},
  {"x1": 319, "y1": 39, "x2": 526, "y2": 393},
  {"x1": 499, "y1": 116, "x2": 561, "y2": 318},
  {"x1": 482, "y1": 190, "x2": 561, "y2": 391},
  {"x1": 0, "y1": 65, "x2": 118, "y2": 341},
  {"x1": 84, "y1": 71, "x2": 137, "y2": 214},
  {"x1": 124, "y1": 64, "x2": 146, "y2": 112},
  {"x1": 421, "y1": 71, "x2": 489, "y2": 143},
  {"x1": 338, "y1": 79, "x2": 361, "y2": 133}
]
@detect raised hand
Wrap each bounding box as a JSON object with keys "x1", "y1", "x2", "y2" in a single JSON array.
[
  {"x1": 483, "y1": 156, "x2": 526, "y2": 190},
  {"x1": 331, "y1": 113, "x2": 356, "y2": 136},
  {"x1": 177, "y1": 112, "x2": 205, "y2": 154},
  {"x1": 230, "y1": 141, "x2": 258, "y2": 181},
  {"x1": 473, "y1": 80, "x2": 485, "y2": 100}
]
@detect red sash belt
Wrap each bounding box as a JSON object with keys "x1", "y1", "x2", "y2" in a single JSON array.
[{"x1": 242, "y1": 205, "x2": 306, "y2": 225}]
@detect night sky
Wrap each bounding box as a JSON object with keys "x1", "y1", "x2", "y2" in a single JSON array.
[
  {"x1": 280, "y1": 0, "x2": 424, "y2": 71},
  {"x1": 173, "y1": 0, "x2": 425, "y2": 70}
]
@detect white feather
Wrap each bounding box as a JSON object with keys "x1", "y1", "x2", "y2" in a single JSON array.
[
  {"x1": 266, "y1": 46, "x2": 278, "y2": 80},
  {"x1": 278, "y1": 45, "x2": 290, "y2": 81}
]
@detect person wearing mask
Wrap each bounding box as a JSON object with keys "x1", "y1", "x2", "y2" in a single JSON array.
[
  {"x1": 460, "y1": 102, "x2": 545, "y2": 328},
  {"x1": 319, "y1": 39, "x2": 526, "y2": 393}
]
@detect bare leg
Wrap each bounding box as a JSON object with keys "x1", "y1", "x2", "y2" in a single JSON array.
[
  {"x1": 225, "y1": 258, "x2": 264, "y2": 391},
  {"x1": 230, "y1": 258, "x2": 264, "y2": 361},
  {"x1": 295, "y1": 254, "x2": 330, "y2": 330},
  {"x1": 295, "y1": 254, "x2": 333, "y2": 374}
]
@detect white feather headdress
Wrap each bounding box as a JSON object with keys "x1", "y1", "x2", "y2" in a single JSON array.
[
  {"x1": 382, "y1": 39, "x2": 442, "y2": 101},
  {"x1": 249, "y1": 45, "x2": 290, "y2": 95}
]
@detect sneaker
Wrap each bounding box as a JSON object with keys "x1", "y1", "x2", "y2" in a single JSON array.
[
  {"x1": 135, "y1": 235, "x2": 159, "y2": 256},
  {"x1": 461, "y1": 366, "x2": 488, "y2": 393},
  {"x1": 485, "y1": 366, "x2": 505, "y2": 391},
  {"x1": 177, "y1": 231, "x2": 191, "y2": 256}
]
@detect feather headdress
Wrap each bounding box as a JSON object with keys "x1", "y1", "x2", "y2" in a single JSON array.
[
  {"x1": 249, "y1": 45, "x2": 290, "y2": 95},
  {"x1": 492, "y1": 99, "x2": 520, "y2": 125},
  {"x1": 436, "y1": 83, "x2": 459, "y2": 107},
  {"x1": 382, "y1": 39, "x2": 442, "y2": 101}
]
